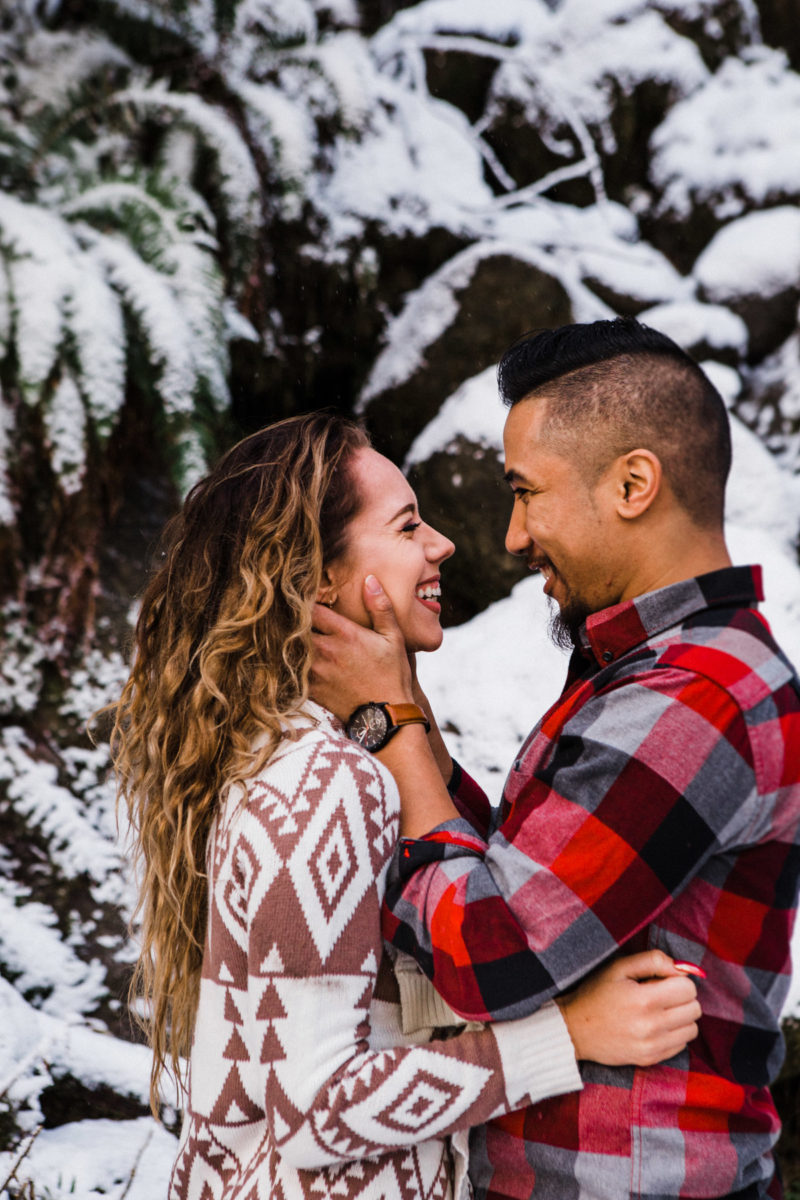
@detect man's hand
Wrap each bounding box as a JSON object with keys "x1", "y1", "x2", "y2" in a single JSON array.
[{"x1": 310, "y1": 575, "x2": 414, "y2": 721}]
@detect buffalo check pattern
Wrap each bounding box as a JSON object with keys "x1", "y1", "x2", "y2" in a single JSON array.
[{"x1": 383, "y1": 566, "x2": 800, "y2": 1199}]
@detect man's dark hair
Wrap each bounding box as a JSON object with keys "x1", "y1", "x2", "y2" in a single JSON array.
[{"x1": 497, "y1": 318, "x2": 732, "y2": 527}]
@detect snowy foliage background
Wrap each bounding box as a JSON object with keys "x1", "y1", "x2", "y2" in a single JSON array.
[{"x1": 0, "y1": 0, "x2": 800, "y2": 1194}]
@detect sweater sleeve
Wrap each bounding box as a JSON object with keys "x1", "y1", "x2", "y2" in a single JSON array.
[{"x1": 202, "y1": 728, "x2": 580, "y2": 1172}]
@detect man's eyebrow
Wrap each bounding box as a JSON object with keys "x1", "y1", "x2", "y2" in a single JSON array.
[{"x1": 503, "y1": 469, "x2": 526, "y2": 485}]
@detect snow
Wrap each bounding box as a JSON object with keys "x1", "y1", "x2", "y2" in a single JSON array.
[
  {"x1": 43, "y1": 373, "x2": 87, "y2": 495},
  {"x1": 405, "y1": 367, "x2": 505, "y2": 469},
  {"x1": 639, "y1": 299, "x2": 750, "y2": 356},
  {"x1": 694, "y1": 206, "x2": 800, "y2": 303},
  {"x1": 360, "y1": 239, "x2": 599, "y2": 409},
  {"x1": 651, "y1": 48, "x2": 800, "y2": 219},
  {"x1": 113, "y1": 86, "x2": 262, "y2": 238},
  {"x1": 15, "y1": 1118, "x2": 178, "y2": 1200}
]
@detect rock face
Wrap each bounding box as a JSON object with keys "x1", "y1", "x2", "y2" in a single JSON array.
[
  {"x1": 754, "y1": 0, "x2": 800, "y2": 69},
  {"x1": 408, "y1": 438, "x2": 528, "y2": 627},
  {"x1": 361, "y1": 251, "x2": 573, "y2": 463}
]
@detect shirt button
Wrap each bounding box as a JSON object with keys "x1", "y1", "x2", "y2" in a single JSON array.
[{"x1": 601, "y1": 650, "x2": 614, "y2": 663}]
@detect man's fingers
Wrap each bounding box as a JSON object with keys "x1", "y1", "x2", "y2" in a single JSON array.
[
  {"x1": 312, "y1": 602, "x2": 350, "y2": 635},
  {"x1": 362, "y1": 575, "x2": 402, "y2": 639}
]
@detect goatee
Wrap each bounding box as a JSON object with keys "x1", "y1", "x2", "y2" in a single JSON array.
[{"x1": 547, "y1": 596, "x2": 590, "y2": 651}]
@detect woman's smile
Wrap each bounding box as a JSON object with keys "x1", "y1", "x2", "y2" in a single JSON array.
[{"x1": 322, "y1": 448, "x2": 454, "y2": 653}]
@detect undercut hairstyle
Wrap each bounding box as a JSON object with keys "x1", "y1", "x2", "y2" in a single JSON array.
[
  {"x1": 497, "y1": 318, "x2": 732, "y2": 527},
  {"x1": 110, "y1": 412, "x2": 370, "y2": 1113}
]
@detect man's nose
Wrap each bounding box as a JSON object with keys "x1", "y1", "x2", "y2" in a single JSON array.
[{"x1": 505, "y1": 503, "x2": 531, "y2": 556}]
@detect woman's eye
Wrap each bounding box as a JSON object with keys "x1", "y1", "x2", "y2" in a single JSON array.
[{"x1": 402, "y1": 521, "x2": 421, "y2": 534}]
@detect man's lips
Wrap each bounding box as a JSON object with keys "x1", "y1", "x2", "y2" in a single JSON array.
[{"x1": 529, "y1": 559, "x2": 556, "y2": 595}]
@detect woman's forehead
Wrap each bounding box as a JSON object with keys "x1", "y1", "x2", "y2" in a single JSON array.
[{"x1": 352, "y1": 447, "x2": 416, "y2": 509}]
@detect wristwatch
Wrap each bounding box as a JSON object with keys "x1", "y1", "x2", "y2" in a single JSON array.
[{"x1": 345, "y1": 702, "x2": 430, "y2": 752}]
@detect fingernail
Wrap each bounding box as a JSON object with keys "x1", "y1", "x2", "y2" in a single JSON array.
[
  {"x1": 674, "y1": 961, "x2": 707, "y2": 979},
  {"x1": 365, "y1": 574, "x2": 383, "y2": 595}
]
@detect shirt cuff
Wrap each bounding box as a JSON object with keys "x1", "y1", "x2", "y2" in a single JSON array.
[
  {"x1": 396, "y1": 818, "x2": 487, "y2": 878},
  {"x1": 490, "y1": 1000, "x2": 583, "y2": 1109},
  {"x1": 394, "y1": 954, "x2": 471, "y2": 1035}
]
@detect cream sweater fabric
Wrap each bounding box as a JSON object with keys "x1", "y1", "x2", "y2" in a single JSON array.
[{"x1": 169, "y1": 703, "x2": 580, "y2": 1200}]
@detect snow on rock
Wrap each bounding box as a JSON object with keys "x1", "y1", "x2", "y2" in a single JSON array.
[
  {"x1": 736, "y1": 332, "x2": 800, "y2": 470},
  {"x1": 317, "y1": 70, "x2": 493, "y2": 237},
  {"x1": 576, "y1": 239, "x2": 691, "y2": 312},
  {"x1": 484, "y1": 0, "x2": 707, "y2": 155},
  {"x1": 694, "y1": 206, "x2": 800, "y2": 303},
  {"x1": 638, "y1": 299, "x2": 750, "y2": 360},
  {"x1": 374, "y1": 0, "x2": 555, "y2": 43},
  {"x1": 404, "y1": 366, "x2": 505, "y2": 469},
  {"x1": 360, "y1": 239, "x2": 589, "y2": 408},
  {"x1": 726, "y1": 414, "x2": 800, "y2": 562},
  {"x1": 650, "y1": 47, "x2": 800, "y2": 220}
]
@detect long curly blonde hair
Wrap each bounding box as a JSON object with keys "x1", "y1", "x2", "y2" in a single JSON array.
[{"x1": 111, "y1": 412, "x2": 369, "y2": 1112}]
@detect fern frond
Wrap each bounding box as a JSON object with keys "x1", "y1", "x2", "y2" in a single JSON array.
[
  {"x1": 0, "y1": 387, "x2": 14, "y2": 528},
  {"x1": 111, "y1": 85, "x2": 262, "y2": 255},
  {"x1": 0, "y1": 194, "x2": 75, "y2": 404},
  {"x1": 42, "y1": 371, "x2": 87, "y2": 497}
]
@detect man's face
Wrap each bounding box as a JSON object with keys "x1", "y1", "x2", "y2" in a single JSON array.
[{"x1": 502, "y1": 396, "x2": 622, "y2": 646}]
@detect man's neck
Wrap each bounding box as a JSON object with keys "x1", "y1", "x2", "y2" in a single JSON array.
[{"x1": 619, "y1": 528, "x2": 732, "y2": 605}]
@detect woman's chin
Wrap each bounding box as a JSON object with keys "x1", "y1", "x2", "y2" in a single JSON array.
[{"x1": 405, "y1": 627, "x2": 444, "y2": 655}]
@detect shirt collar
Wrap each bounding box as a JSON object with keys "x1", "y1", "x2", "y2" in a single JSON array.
[{"x1": 579, "y1": 565, "x2": 764, "y2": 668}]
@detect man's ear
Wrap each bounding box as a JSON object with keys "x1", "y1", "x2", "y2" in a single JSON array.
[
  {"x1": 316, "y1": 565, "x2": 339, "y2": 608},
  {"x1": 613, "y1": 449, "x2": 662, "y2": 520}
]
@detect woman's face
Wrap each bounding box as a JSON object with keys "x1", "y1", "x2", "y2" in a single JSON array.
[{"x1": 323, "y1": 447, "x2": 455, "y2": 653}]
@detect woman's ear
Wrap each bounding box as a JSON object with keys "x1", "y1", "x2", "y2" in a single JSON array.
[
  {"x1": 613, "y1": 449, "x2": 662, "y2": 520},
  {"x1": 316, "y1": 565, "x2": 339, "y2": 608}
]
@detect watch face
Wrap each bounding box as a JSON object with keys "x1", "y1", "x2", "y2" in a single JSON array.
[{"x1": 347, "y1": 704, "x2": 389, "y2": 751}]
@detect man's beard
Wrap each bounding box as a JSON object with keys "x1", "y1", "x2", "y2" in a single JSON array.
[{"x1": 547, "y1": 594, "x2": 591, "y2": 650}]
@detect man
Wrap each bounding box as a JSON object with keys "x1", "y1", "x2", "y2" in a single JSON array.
[{"x1": 311, "y1": 319, "x2": 800, "y2": 1199}]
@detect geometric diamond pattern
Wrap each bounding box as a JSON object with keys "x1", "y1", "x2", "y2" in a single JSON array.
[{"x1": 168, "y1": 706, "x2": 518, "y2": 1200}]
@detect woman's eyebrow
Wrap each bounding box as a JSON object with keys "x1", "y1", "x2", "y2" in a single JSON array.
[{"x1": 387, "y1": 502, "x2": 416, "y2": 524}]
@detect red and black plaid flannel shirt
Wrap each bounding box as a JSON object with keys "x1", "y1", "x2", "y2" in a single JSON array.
[{"x1": 383, "y1": 565, "x2": 800, "y2": 1199}]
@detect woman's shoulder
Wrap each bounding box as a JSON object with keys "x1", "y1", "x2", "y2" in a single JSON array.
[{"x1": 246, "y1": 702, "x2": 400, "y2": 816}]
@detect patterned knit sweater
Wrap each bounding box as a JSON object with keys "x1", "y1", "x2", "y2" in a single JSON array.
[{"x1": 168, "y1": 703, "x2": 581, "y2": 1200}]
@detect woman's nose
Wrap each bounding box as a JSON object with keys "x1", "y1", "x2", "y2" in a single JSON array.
[{"x1": 426, "y1": 524, "x2": 455, "y2": 562}]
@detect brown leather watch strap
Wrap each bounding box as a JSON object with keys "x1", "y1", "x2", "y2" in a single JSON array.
[{"x1": 384, "y1": 703, "x2": 431, "y2": 732}]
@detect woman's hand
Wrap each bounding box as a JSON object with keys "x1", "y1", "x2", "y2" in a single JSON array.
[{"x1": 556, "y1": 950, "x2": 702, "y2": 1067}]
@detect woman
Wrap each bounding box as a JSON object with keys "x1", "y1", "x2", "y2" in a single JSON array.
[{"x1": 112, "y1": 413, "x2": 701, "y2": 1200}]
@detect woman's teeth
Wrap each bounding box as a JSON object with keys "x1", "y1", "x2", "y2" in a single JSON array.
[{"x1": 416, "y1": 582, "x2": 441, "y2": 601}]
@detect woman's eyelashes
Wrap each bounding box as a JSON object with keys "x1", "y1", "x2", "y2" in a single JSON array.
[{"x1": 401, "y1": 520, "x2": 421, "y2": 534}]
